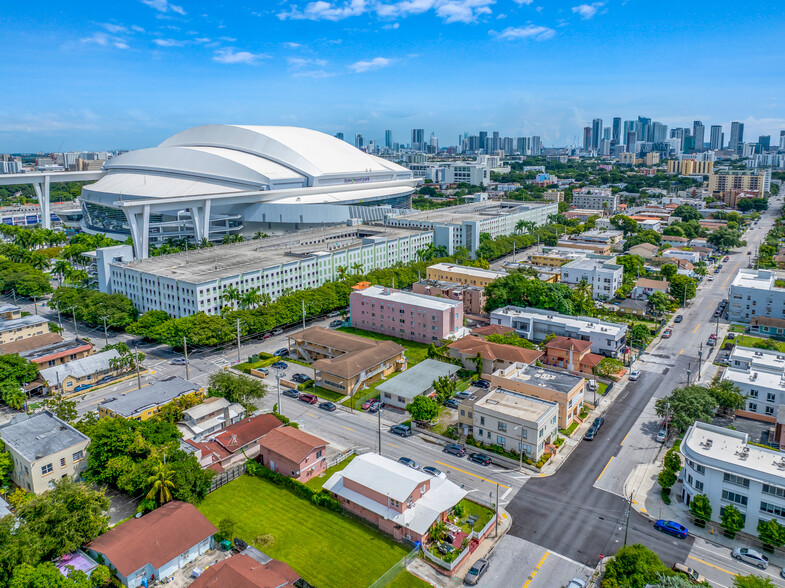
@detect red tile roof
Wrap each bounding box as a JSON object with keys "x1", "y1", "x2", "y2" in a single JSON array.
[
  {"x1": 88, "y1": 502, "x2": 217, "y2": 577},
  {"x1": 185, "y1": 413, "x2": 283, "y2": 468},
  {"x1": 581, "y1": 353, "x2": 604, "y2": 367},
  {"x1": 447, "y1": 336, "x2": 542, "y2": 365},
  {"x1": 189, "y1": 555, "x2": 300, "y2": 588},
  {"x1": 258, "y1": 426, "x2": 327, "y2": 464},
  {"x1": 544, "y1": 336, "x2": 592, "y2": 354}
]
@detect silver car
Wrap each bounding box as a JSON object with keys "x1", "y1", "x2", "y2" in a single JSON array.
[
  {"x1": 566, "y1": 579, "x2": 586, "y2": 588},
  {"x1": 464, "y1": 559, "x2": 488, "y2": 585},
  {"x1": 732, "y1": 547, "x2": 769, "y2": 569}
]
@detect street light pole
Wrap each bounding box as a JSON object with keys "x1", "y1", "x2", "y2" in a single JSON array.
[
  {"x1": 134, "y1": 344, "x2": 142, "y2": 390},
  {"x1": 101, "y1": 316, "x2": 110, "y2": 347},
  {"x1": 275, "y1": 368, "x2": 282, "y2": 417},
  {"x1": 183, "y1": 336, "x2": 190, "y2": 380},
  {"x1": 378, "y1": 407, "x2": 382, "y2": 457},
  {"x1": 236, "y1": 318, "x2": 241, "y2": 365}
]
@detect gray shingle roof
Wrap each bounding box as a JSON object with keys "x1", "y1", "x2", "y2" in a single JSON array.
[
  {"x1": 0, "y1": 410, "x2": 89, "y2": 462},
  {"x1": 40, "y1": 349, "x2": 120, "y2": 385},
  {"x1": 0, "y1": 315, "x2": 48, "y2": 333},
  {"x1": 376, "y1": 359, "x2": 460, "y2": 400},
  {"x1": 99, "y1": 376, "x2": 201, "y2": 418}
]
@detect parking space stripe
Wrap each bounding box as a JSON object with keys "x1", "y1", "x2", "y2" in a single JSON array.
[{"x1": 434, "y1": 461, "x2": 510, "y2": 489}]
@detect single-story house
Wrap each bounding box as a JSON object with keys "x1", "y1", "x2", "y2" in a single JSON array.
[
  {"x1": 87, "y1": 501, "x2": 217, "y2": 588},
  {"x1": 619, "y1": 299, "x2": 652, "y2": 317},
  {"x1": 627, "y1": 243, "x2": 659, "y2": 260},
  {"x1": 0, "y1": 333, "x2": 94, "y2": 367},
  {"x1": 630, "y1": 278, "x2": 669, "y2": 300},
  {"x1": 40, "y1": 349, "x2": 122, "y2": 397},
  {"x1": 189, "y1": 550, "x2": 301, "y2": 588},
  {"x1": 99, "y1": 376, "x2": 204, "y2": 421},
  {"x1": 185, "y1": 413, "x2": 283, "y2": 472},
  {"x1": 447, "y1": 336, "x2": 543, "y2": 375},
  {"x1": 661, "y1": 235, "x2": 690, "y2": 248},
  {"x1": 376, "y1": 359, "x2": 460, "y2": 410},
  {"x1": 323, "y1": 453, "x2": 467, "y2": 543},
  {"x1": 749, "y1": 316, "x2": 785, "y2": 340},
  {"x1": 257, "y1": 426, "x2": 328, "y2": 483}
]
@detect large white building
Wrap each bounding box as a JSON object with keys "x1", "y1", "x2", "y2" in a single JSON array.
[
  {"x1": 559, "y1": 256, "x2": 623, "y2": 300},
  {"x1": 571, "y1": 188, "x2": 619, "y2": 213},
  {"x1": 385, "y1": 201, "x2": 558, "y2": 258},
  {"x1": 407, "y1": 161, "x2": 490, "y2": 185},
  {"x1": 78, "y1": 125, "x2": 419, "y2": 258},
  {"x1": 489, "y1": 306, "x2": 627, "y2": 357},
  {"x1": 721, "y1": 346, "x2": 785, "y2": 421},
  {"x1": 106, "y1": 225, "x2": 432, "y2": 317},
  {"x1": 729, "y1": 269, "x2": 785, "y2": 324},
  {"x1": 681, "y1": 421, "x2": 785, "y2": 536}
]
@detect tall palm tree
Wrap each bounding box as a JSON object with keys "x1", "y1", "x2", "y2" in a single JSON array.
[
  {"x1": 53, "y1": 259, "x2": 72, "y2": 287},
  {"x1": 434, "y1": 245, "x2": 448, "y2": 258},
  {"x1": 240, "y1": 287, "x2": 264, "y2": 309},
  {"x1": 350, "y1": 262, "x2": 364, "y2": 275},
  {"x1": 146, "y1": 460, "x2": 176, "y2": 505},
  {"x1": 336, "y1": 266, "x2": 347, "y2": 281},
  {"x1": 221, "y1": 285, "x2": 241, "y2": 309},
  {"x1": 65, "y1": 268, "x2": 89, "y2": 286},
  {"x1": 473, "y1": 352, "x2": 484, "y2": 376}
]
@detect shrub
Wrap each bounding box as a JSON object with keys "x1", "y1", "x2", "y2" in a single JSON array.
[
  {"x1": 453, "y1": 502, "x2": 465, "y2": 518},
  {"x1": 247, "y1": 460, "x2": 341, "y2": 512},
  {"x1": 721, "y1": 505, "x2": 745, "y2": 538},
  {"x1": 217, "y1": 517, "x2": 236, "y2": 542}
]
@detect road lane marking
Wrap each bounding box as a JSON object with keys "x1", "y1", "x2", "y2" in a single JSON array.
[
  {"x1": 692, "y1": 323, "x2": 701, "y2": 334},
  {"x1": 387, "y1": 442, "x2": 399, "y2": 448},
  {"x1": 679, "y1": 349, "x2": 684, "y2": 355},
  {"x1": 687, "y1": 555, "x2": 734, "y2": 576},
  {"x1": 305, "y1": 412, "x2": 317, "y2": 417},
  {"x1": 501, "y1": 487, "x2": 513, "y2": 500},
  {"x1": 434, "y1": 461, "x2": 510, "y2": 489},
  {"x1": 596, "y1": 456, "x2": 614, "y2": 484},
  {"x1": 620, "y1": 432, "x2": 629, "y2": 446},
  {"x1": 342, "y1": 426, "x2": 356, "y2": 432},
  {"x1": 722, "y1": 262, "x2": 741, "y2": 289},
  {"x1": 522, "y1": 551, "x2": 550, "y2": 588}
]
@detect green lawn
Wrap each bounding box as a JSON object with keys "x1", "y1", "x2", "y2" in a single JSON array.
[
  {"x1": 336, "y1": 326, "x2": 431, "y2": 366},
  {"x1": 304, "y1": 454, "x2": 356, "y2": 489},
  {"x1": 597, "y1": 382, "x2": 609, "y2": 396},
  {"x1": 455, "y1": 499, "x2": 495, "y2": 534},
  {"x1": 198, "y1": 475, "x2": 412, "y2": 588},
  {"x1": 306, "y1": 384, "x2": 346, "y2": 402},
  {"x1": 559, "y1": 421, "x2": 580, "y2": 437},
  {"x1": 385, "y1": 572, "x2": 431, "y2": 588},
  {"x1": 729, "y1": 334, "x2": 785, "y2": 352}
]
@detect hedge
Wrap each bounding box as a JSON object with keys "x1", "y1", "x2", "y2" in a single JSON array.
[{"x1": 246, "y1": 460, "x2": 342, "y2": 513}]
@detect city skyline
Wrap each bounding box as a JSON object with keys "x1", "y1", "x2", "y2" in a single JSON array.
[{"x1": 2, "y1": 0, "x2": 784, "y2": 151}]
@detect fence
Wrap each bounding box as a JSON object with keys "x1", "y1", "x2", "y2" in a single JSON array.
[
  {"x1": 324, "y1": 448, "x2": 358, "y2": 470},
  {"x1": 209, "y1": 462, "x2": 246, "y2": 492},
  {"x1": 367, "y1": 545, "x2": 421, "y2": 588}
]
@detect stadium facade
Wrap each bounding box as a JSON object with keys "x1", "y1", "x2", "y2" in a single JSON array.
[{"x1": 79, "y1": 125, "x2": 418, "y2": 258}]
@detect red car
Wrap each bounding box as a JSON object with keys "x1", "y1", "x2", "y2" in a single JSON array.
[
  {"x1": 724, "y1": 256, "x2": 730, "y2": 262},
  {"x1": 362, "y1": 398, "x2": 378, "y2": 410},
  {"x1": 299, "y1": 393, "x2": 318, "y2": 404}
]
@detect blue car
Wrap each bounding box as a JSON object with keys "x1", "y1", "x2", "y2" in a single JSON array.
[
  {"x1": 654, "y1": 519, "x2": 689, "y2": 539},
  {"x1": 74, "y1": 384, "x2": 93, "y2": 392}
]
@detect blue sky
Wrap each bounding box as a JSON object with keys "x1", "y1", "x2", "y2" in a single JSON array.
[{"x1": 2, "y1": 0, "x2": 784, "y2": 152}]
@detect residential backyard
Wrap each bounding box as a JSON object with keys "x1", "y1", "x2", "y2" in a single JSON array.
[
  {"x1": 336, "y1": 326, "x2": 431, "y2": 366},
  {"x1": 198, "y1": 474, "x2": 424, "y2": 588}
]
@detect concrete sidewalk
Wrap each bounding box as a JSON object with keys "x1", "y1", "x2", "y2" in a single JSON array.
[{"x1": 408, "y1": 507, "x2": 512, "y2": 587}]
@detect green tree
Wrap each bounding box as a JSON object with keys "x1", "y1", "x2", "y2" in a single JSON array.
[
  {"x1": 126, "y1": 310, "x2": 172, "y2": 340},
  {"x1": 689, "y1": 494, "x2": 712, "y2": 524},
  {"x1": 432, "y1": 376, "x2": 457, "y2": 404},
  {"x1": 655, "y1": 574, "x2": 698, "y2": 588},
  {"x1": 757, "y1": 518, "x2": 785, "y2": 549},
  {"x1": 655, "y1": 385, "x2": 718, "y2": 433},
  {"x1": 611, "y1": 215, "x2": 640, "y2": 235},
  {"x1": 709, "y1": 379, "x2": 746, "y2": 415},
  {"x1": 657, "y1": 468, "x2": 677, "y2": 492},
  {"x1": 406, "y1": 395, "x2": 440, "y2": 423},
  {"x1": 208, "y1": 371, "x2": 267, "y2": 409},
  {"x1": 484, "y1": 332, "x2": 536, "y2": 349},
  {"x1": 660, "y1": 263, "x2": 678, "y2": 280},
  {"x1": 9, "y1": 561, "x2": 94, "y2": 588},
  {"x1": 42, "y1": 395, "x2": 78, "y2": 422},
  {"x1": 673, "y1": 204, "x2": 702, "y2": 221},
  {"x1": 720, "y1": 504, "x2": 745, "y2": 538},
  {"x1": 217, "y1": 517, "x2": 236, "y2": 542},
  {"x1": 146, "y1": 460, "x2": 176, "y2": 506},
  {"x1": 594, "y1": 357, "x2": 624, "y2": 378},
  {"x1": 648, "y1": 291, "x2": 673, "y2": 313},
  {"x1": 1, "y1": 382, "x2": 26, "y2": 411},
  {"x1": 663, "y1": 449, "x2": 682, "y2": 472},
  {"x1": 732, "y1": 576, "x2": 776, "y2": 588},
  {"x1": 669, "y1": 275, "x2": 697, "y2": 305},
  {"x1": 753, "y1": 339, "x2": 778, "y2": 351},
  {"x1": 616, "y1": 254, "x2": 646, "y2": 277},
  {"x1": 629, "y1": 323, "x2": 651, "y2": 347},
  {"x1": 707, "y1": 227, "x2": 746, "y2": 251},
  {"x1": 601, "y1": 544, "x2": 670, "y2": 588},
  {"x1": 0, "y1": 354, "x2": 39, "y2": 389},
  {"x1": 91, "y1": 565, "x2": 112, "y2": 587},
  {"x1": 0, "y1": 440, "x2": 13, "y2": 489},
  {"x1": 472, "y1": 351, "x2": 484, "y2": 376}
]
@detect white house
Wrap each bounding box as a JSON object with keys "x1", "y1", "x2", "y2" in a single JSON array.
[
  {"x1": 721, "y1": 346, "x2": 785, "y2": 421},
  {"x1": 559, "y1": 256, "x2": 624, "y2": 300}
]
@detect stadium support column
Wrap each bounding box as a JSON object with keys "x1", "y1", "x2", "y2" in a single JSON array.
[
  {"x1": 124, "y1": 204, "x2": 151, "y2": 259},
  {"x1": 189, "y1": 199, "x2": 211, "y2": 243},
  {"x1": 32, "y1": 175, "x2": 51, "y2": 229}
]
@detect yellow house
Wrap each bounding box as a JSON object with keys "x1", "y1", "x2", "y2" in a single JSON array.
[
  {"x1": 98, "y1": 376, "x2": 204, "y2": 421},
  {"x1": 0, "y1": 315, "x2": 49, "y2": 345},
  {"x1": 425, "y1": 263, "x2": 506, "y2": 287},
  {"x1": 40, "y1": 349, "x2": 123, "y2": 397}
]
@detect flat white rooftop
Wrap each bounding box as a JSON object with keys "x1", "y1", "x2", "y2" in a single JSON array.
[
  {"x1": 728, "y1": 346, "x2": 785, "y2": 373},
  {"x1": 475, "y1": 389, "x2": 557, "y2": 424},
  {"x1": 427, "y1": 263, "x2": 507, "y2": 280},
  {"x1": 491, "y1": 306, "x2": 626, "y2": 337},
  {"x1": 354, "y1": 285, "x2": 462, "y2": 311},
  {"x1": 732, "y1": 268, "x2": 785, "y2": 292}
]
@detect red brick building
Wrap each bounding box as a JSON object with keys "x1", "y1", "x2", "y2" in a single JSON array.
[{"x1": 258, "y1": 426, "x2": 328, "y2": 483}]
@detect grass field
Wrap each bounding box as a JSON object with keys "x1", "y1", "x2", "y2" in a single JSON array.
[
  {"x1": 305, "y1": 384, "x2": 346, "y2": 402},
  {"x1": 198, "y1": 475, "x2": 415, "y2": 588},
  {"x1": 385, "y1": 572, "x2": 431, "y2": 588},
  {"x1": 304, "y1": 454, "x2": 355, "y2": 489},
  {"x1": 336, "y1": 326, "x2": 431, "y2": 366}
]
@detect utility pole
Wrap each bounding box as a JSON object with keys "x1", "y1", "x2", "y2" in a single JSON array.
[
  {"x1": 495, "y1": 483, "x2": 499, "y2": 538},
  {"x1": 10, "y1": 288, "x2": 16, "y2": 304},
  {"x1": 134, "y1": 344, "x2": 142, "y2": 390},
  {"x1": 686, "y1": 362, "x2": 692, "y2": 386},
  {"x1": 697, "y1": 344, "x2": 703, "y2": 381},
  {"x1": 236, "y1": 318, "x2": 241, "y2": 364},
  {"x1": 275, "y1": 368, "x2": 282, "y2": 417},
  {"x1": 32, "y1": 296, "x2": 38, "y2": 315},
  {"x1": 302, "y1": 300, "x2": 306, "y2": 332},
  {"x1": 56, "y1": 307, "x2": 62, "y2": 330},
  {"x1": 378, "y1": 407, "x2": 382, "y2": 457},
  {"x1": 183, "y1": 336, "x2": 190, "y2": 380},
  {"x1": 518, "y1": 426, "x2": 524, "y2": 471},
  {"x1": 624, "y1": 492, "x2": 633, "y2": 546},
  {"x1": 70, "y1": 307, "x2": 78, "y2": 338},
  {"x1": 101, "y1": 317, "x2": 110, "y2": 347}
]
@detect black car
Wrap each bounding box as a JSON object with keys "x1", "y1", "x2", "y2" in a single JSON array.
[
  {"x1": 271, "y1": 361, "x2": 288, "y2": 369},
  {"x1": 96, "y1": 375, "x2": 116, "y2": 385},
  {"x1": 390, "y1": 424, "x2": 412, "y2": 437},
  {"x1": 398, "y1": 457, "x2": 419, "y2": 469},
  {"x1": 444, "y1": 443, "x2": 466, "y2": 457},
  {"x1": 273, "y1": 348, "x2": 289, "y2": 357},
  {"x1": 592, "y1": 417, "x2": 605, "y2": 430},
  {"x1": 584, "y1": 425, "x2": 598, "y2": 441},
  {"x1": 319, "y1": 402, "x2": 336, "y2": 412},
  {"x1": 674, "y1": 315, "x2": 683, "y2": 323},
  {"x1": 475, "y1": 379, "x2": 490, "y2": 389},
  {"x1": 468, "y1": 452, "x2": 492, "y2": 466},
  {"x1": 291, "y1": 373, "x2": 312, "y2": 384},
  {"x1": 444, "y1": 398, "x2": 461, "y2": 409},
  {"x1": 282, "y1": 389, "x2": 300, "y2": 399}
]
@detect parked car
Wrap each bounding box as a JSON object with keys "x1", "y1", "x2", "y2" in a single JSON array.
[
  {"x1": 654, "y1": 519, "x2": 689, "y2": 539},
  {"x1": 455, "y1": 390, "x2": 472, "y2": 400},
  {"x1": 271, "y1": 361, "x2": 288, "y2": 369},
  {"x1": 319, "y1": 402, "x2": 336, "y2": 412},
  {"x1": 592, "y1": 417, "x2": 605, "y2": 430},
  {"x1": 272, "y1": 329, "x2": 284, "y2": 336},
  {"x1": 170, "y1": 358, "x2": 187, "y2": 365},
  {"x1": 714, "y1": 268, "x2": 721, "y2": 274},
  {"x1": 262, "y1": 332, "x2": 272, "y2": 340},
  {"x1": 731, "y1": 547, "x2": 769, "y2": 569},
  {"x1": 708, "y1": 276, "x2": 714, "y2": 281},
  {"x1": 475, "y1": 379, "x2": 490, "y2": 389},
  {"x1": 362, "y1": 398, "x2": 377, "y2": 410},
  {"x1": 672, "y1": 563, "x2": 707, "y2": 584},
  {"x1": 327, "y1": 310, "x2": 340, "y2": 317},
  {"x1": 368, "y1": 401, "x2": 382, "y2": 413},
  {"x1": 656, "y1": 429, "x2": 667, "y2": 443},
  {"x1": 329, "y1": 320, "x2": 343, "y2": 328},
  {"x1": 257, "y1": 367, "x2": 269, "y2": 375},
  {"x1": 724, "y1": 256, "x2": 730, "y2": 261},
  {"x1": 273, "y1": 348, "x2": 289, "y2": 357},
  {"x1": 398, "y1": 457, "x2": 419, "y2": 470},
  {"x1": 292, "y1": 373, "x2": 312, "y2": 384},
  {"x1": 747, "y1": 251, "x2": 752, "y2": 255},
  {"x1": 96, "y1": 375, "x2": 116, "y2": 385},
  {"x1": 706, "y1": 338, "x2": 715, "y2": 347},
  {"x1": 629, "y1": 370, "x2": 641, "y2": 381},
  {"x1": 584, "y1": 426, "x2": 598, "y2": 441},
  {"x1": 662, "y1": 329, "x2": 672, "y2": 338},
  {"x1": 674, "y1": 315, "x2": 683, "y2": 323},
  {"x1": 566, "y1": 580, "x2": 586, "y2": 588},
  {"x1": 468, "y1": 453, "x2": 492, "y2": 466},
  {"x1": 282, "y1": 389, "x2": 300, "y2": 399},
  {"x1": 74, "y1": 384, "x2": 92, "y2": 393},
  {"x1": 444, "y1": 398, "x2": 461, "y2": 409},
  {"x1": 390, "y1": 424, "x2": 412, "y2": 437},
  {"x1": 298, "y1": 393, "x2": 318, "y2": 404},
  {"x1": 422, "y1": 466, "x2": 446, "y2": 479},
  {"x1": 463, "y1": 559, "x2": 489, "y2": 586},
  {"x1": 444, "y1": 443, "x2": 466, "y2": 457}
]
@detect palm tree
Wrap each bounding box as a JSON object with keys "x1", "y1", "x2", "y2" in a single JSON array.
[
  {"x1": 26, "y1": 251, "x2": 50, "y2": 270},
  {"x1": 473, "y1": 352, "x2": 484, "y2": 376},
  {"x1": 350, "y1": 262, "x2": 364, "y2": 275},
  {"x1": 146, "y1": 460, "x2": 176, "y2": 505},
  {"x1": 240, "y1": 288, "x2": 264, "y2": 309},
  {"x1": 1, "y1": 385, "x2": 26, "y2": 411},
  {"x1": 221, "y1": 285, "x2": 241, "y2": 309},
  {"x1": 65, "y1": 268, "x2": 88, "y2": 286},
  {"x1": 52, "y1": 259, "x2": 73, "y2": 287},
  {"x1": 336, "y1": 266, "x2": 347, "y2": 281},
  {"x1": 434, "y1": 245, "x2": 448, "y2": 258},
  {"x1": 452, "y1": 246, "x2": 471, "y2": 264}
]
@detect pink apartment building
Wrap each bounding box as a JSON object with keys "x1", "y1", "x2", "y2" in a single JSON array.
[
  {"x1": 323, "y1": 453, "x2": 466, "y2": 543},
  {"x1": 350, "y1": 284, "x2": 464, "y2": 343}
]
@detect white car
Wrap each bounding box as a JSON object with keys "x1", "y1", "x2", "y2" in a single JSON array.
[
  {"x1": 629, "y1": 370, "x2": 641, "y2": 381},
  {"x1": 566, "y1": 579, "x2": 586, "y2": 588},
  {"x1": 732, "y1": 547, "x2": 768, "y2": 569},
  {"x1": 656, "y1": 429, "x2": 667, "y2": 443}
]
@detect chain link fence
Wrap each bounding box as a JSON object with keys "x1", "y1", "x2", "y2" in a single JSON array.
[{"x1": 367, "y1": 545, "x2": 421, "y2": 588}]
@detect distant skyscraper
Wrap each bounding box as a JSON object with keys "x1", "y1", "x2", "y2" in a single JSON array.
[
  {"x1": 626, "y1": 130, "x2": 637, "y2": 153},
  {"x1": 602, "y1": 127, "x2": 611, "y2": 141},
  {"x1": 637, "y1": 116, "x2": 651, "y2": 144},
  {"x1": 591, "y1": 118, "x2": 603, "y2": 150},
  {"x1": 600, "y1": 139, "x2": 611, "y2": 156},
  {"x1": 651, "y1": 122, "x2": 668, "y2": 143},
  {"x1": 384, "y1": 130, "x2": 392, "y2": 149},
  {"x1": 710, "y1": 125, "x2": 723, "y2": 150},
  {"x1": 583, "y1": 127, "x2": 592, "y2": 150},
  {"x1": 780, "y1": 130, "x2": 785, "y2": 151},
  {"x1": 692, "y1": 121, "x2": 705, "y2": 152},
  {"x1": 479, "y1": 131, "x2": 488, "y2": 152},
  {"x1": 759, "y1": 135, "x2": 771, "y2": 151},
  {"x1": 354, "y1": 133, "x2": 364, "y2": 149},
  {"x1": 411, "y1": 128, "x2": 424, "y2": 151},
  {"x1": 729, "y1": 122, "x2": 744, "y2": 153},
  {"x1": 335, "y1": 132, "x2": 344, "y2": 141},
  {"x1": 502, "y1": 137, "x2": 514, "y2": 155},
  {"x1": 531, "y1": 136, "x2": 542, "y2": 155},
  {"x1": 468, "y1": 135, "x2": 480, "y2": 152},
  {"x1": 491, "y1": 131, "x2": 500, "y2": 152},
  {"x1": 429, "y1": 133, "x2": 438, "y2": 154},
  {"x1": 612, "y1": 117, "x2": 622, "y2": 145}
]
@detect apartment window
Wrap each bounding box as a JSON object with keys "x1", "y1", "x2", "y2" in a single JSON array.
[
  {"x1": 316, "y1": 450, "x2": 323, "y2": 459},
  {"x1": 766, "y1": 406, "x2": 775, "y2": 415},
  {"x1": 760, "y1": 502, "x2": 785, "y2": 518},
  {"x1": 480, "y1": 416, "x2": 485, "y2": 426},
  {"x1": 60, "y1": 457, "x2": 66, "y2": 468},
  {"x1": 723, "y1": 473, "x2": 750, "y2": 488},
  {"x1": 763, "y1": 484, "x2": 785, "y2": 499},
  {"x1": 389, "y1": 498, "x2": 400, "y2": 508},
  {"x1": 749, "y1": 389, "x2": 758, "y2": 398},
  {"x1": 722, "y1": 490, "x2": 748, "y2": 506},
  {"x1": 497, "y1": 422, "x2": 507, "y2": 432},
  {"x1": 41, "y1": 463, "x2": 53, "y2": 475},
  {"x1": 687, "y1": 459, "x2": 705, "y2": 475},
  {"x1": 497, "y1": 435, "x2": 506, "y2": 446},
  {"x1": 749, "y1": 402, "x2": 758, "y2": 413},
  {"x1": 767, "y1": 393, "x2": 776, "y2": 403}
]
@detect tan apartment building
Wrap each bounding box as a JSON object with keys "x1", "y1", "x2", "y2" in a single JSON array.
[
  {"x1": 543, "y1": 190, "x2": 564, "y2": 202},
  {"x1": 0, "y1": 315, "x2": 49, "y2": 345},
  {"x1": 40, "y1": 349, "x2": 122, "y2": 397},
  {"x1": 490, "y1": 363, "x2": 586, "y2": 429},
  {"x1": 0, "y1": 411, "x2": 90, "y2": 494},
  {"x1": 529, "y1": 248, "x2": 588, "y2": 268},
  {"x1": 425, "y1": 263, "x2": 506, "y2": 288},
  {"x1": 0, "y1": 304, "x2": 22, "y2": 320},
  {"x1": 412, "y1": 279, "x2": 486, "y2": 314},
  {"x1": 709, "y1": 170, "x2": 766, "y2": 199},
  {"x1": 667, "y1": 159, "x2": 713, "y2": 175},
  {"x1": 447, "y1": 336, "x2": 542, "y2": 376}
]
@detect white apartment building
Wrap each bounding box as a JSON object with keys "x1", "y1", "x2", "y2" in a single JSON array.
[
  {"x1": 386, "y1": 201, "x2": 558, "y2": 258},
  {"x1": 471, "y1": 388, "x2": 559, "y2": 460},
  {"x1": 721, "y1": 346, "x2": 785, "y2": 420},
  {"x1": 559, "y1": 256, "x2": 623, "y2": 300},
  {"x1": 107, "y1": 226, "x2": 432, "y2": 318},
  {"x1": 681, "y1": 421, "x2": 785, "y2": 536},
  {"x1": 729, "y1": 269, "x2": 785, "y2": 324},
  {"x1": 407, "y1": 161, "x2": 490, "y2": 185},
  {"x1": 489, "y1": 306, "x2": 627, "y2": 357},
  {"x1": 571, "y1": 188, "x2": 619, "y2": 213}
]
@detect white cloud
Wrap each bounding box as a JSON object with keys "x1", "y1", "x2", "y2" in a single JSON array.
[
  {"x1": 513, "y1": 0, "x2": 533, "y2": 4},
  {"x1": 80, "y1": 32, "x2": 130, "y2": 49},
  {"x1": 279, "y1": 0, "x2": 367, "y2": 21},
  {"x1": 142, "y1": 0, "x2": 186, "y2": 15},
  {"x1": 195, "y1": 37, "x2": 211, "y2": 43},
  {"x1": 491, "y1": 24, "x2": 555, "y2": 40},
  {"x1": 288, "y1": 57, "x2": 328, "y2": 68},
  {"x1": 293, "y1": 70, "x2": 336, "y2": 78},
  {"x1": 349, "y1": 56, "x2": 393, "y2": 73},
  {"x1": 213, "y1": 48, "x2": 267, "y2": 64},
  {"x1": 284, "y1": 42, "x2": 303, "y2": 48},
  {"x1": 131, "y1": 25, "x2": 146, "y2": 33},
  {"x1": 278, "y1": 0, "x2": 494, "y2": 24},
  {"x1": 571, "y1": 2, "x2": 604, "y2": 19},
  {"x1": 99, "y1": 23, "x2": 128, "y2": 34},
  {"x1": 153, "y1": 38, "x2": 185, "y2": 47},
  {"x1": 219, "y1": 36, "x2": 237, "y2": 42},
  {"x1": 382, "y1": 22, "x2": 400, "y2": 29}
]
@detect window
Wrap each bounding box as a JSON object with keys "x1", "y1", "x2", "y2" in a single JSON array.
[
  {"x1": 763, "y1": 484, "x2": 785, "y2": 499},
  {"x1": 723, "y1": 473, "x2": 750, "y2": 488},
  {"x1": 694, "y1": 479, "x2": 704, "y2": 491},
  {"x1": 497, "y1": 435, "x2": 506, "y2": 446},
  {"x1": 766, "y1": 406, "x2": 775, "y2": 415},
  {"x1": 749, "y1": 389, "x2": 758, "y2": 398},
  {"x1": 749, "y1": 402, "x2": 758, "y2": 412},
  {"x1": 480, "y1": 416, "x2": 485, "y2": 426},
  {"x1": 41, "y1": 463, "x2": 53, "y2": 475},
  {"x1": 722, "y1": 490, "x2": 748, "y2": 506},
  {"x1": 767, "y1": 393, "x2": 776, "y2": 402},
  {"x1": 497, "y1": 422, "x2": 507, "y2": 432},
  {"x1": 316, "y1": 450, "x2": 323, "y2": 459},
  {"x1": 760, "y1": 502, "x2": 785, "y2": 518},
  {"x1": 687, "y1": 459, "x2": 705, "y2": 474},
  {"x1": 60, "y1": 457, "x2": 66, "y2": 468}
]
